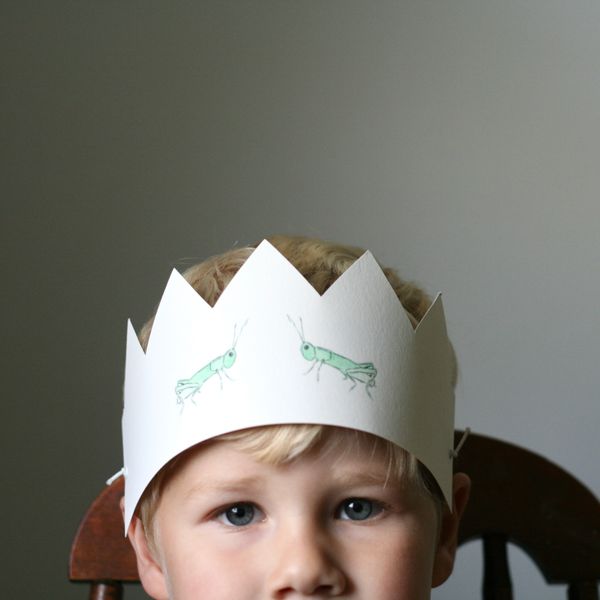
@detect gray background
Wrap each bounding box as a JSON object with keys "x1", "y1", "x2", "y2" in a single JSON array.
[{"x1": 4, "y1": 1, "x2": 599, "y2": 598}]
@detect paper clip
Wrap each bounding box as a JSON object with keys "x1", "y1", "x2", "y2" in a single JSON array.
[
  {"x1": 450, "y1": 427, "x2": 471, "y2": 459},
  {"x1": 106, "y1": 467, "x2": 125, "y2": 485}
]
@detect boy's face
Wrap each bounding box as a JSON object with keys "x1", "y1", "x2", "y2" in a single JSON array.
[{"x1": 129, "y1": 436, "x2": 468, "y2": 600}]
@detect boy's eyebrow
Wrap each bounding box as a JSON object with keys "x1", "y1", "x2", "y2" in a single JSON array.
[
  {"x1": 183, "y1": 476, "x2": 265, "y2": 499},
  {"x1": 331, "y1": 471, "x2": 398, "y2": 488},
  {"x1": 181, "y1": 471, "x2": 402, "y2": 502}
]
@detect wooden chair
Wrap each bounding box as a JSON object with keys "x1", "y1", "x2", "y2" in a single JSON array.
[
  {"x1": 69, "y1": 431, "x2": 600, "y2": 599},
  {"x1": 452, "y1": 432, "x2": 600, "y2": 600}
]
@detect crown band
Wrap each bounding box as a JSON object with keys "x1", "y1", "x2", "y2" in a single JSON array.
[{"x1": 121, "y1": 241, "x2": 455, "y2": 532}]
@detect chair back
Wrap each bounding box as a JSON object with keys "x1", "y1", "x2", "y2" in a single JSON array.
[
  {"x1": 453, "y1": 431, "x2": 600, "y2": 600},
  {"x1": 69, "y1": 476, "x2": 136, "y2": 599}
]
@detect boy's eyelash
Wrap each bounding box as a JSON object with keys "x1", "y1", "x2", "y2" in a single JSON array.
[
  {"x1": 212, "y1": 501, "x2": 265, "y2": 527},
  {"x1": 335, "y1": 497, "x2": 389, "y2": 521}
]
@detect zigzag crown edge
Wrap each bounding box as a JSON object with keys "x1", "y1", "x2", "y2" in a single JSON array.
[{"x1": 129, "y1": 240, "x2": 446, "y2": 359}]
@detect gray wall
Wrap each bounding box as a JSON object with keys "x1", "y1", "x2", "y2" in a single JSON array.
[{"x1": 4, "y1": 2, "x2": 599, "y2": 598}]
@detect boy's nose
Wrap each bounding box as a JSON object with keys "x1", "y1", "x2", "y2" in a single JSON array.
[{"x1": 267, "y1": 522, "x2": 347, "y2": 597}]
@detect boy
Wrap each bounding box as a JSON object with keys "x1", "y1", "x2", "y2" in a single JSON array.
[{"x1": 120, "y1": 235, "x2": 471, "y2": 599}]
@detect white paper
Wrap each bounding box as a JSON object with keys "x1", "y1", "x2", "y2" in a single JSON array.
[{"x1": 122, "y1": 240, "x2": 455, "y2": 532}]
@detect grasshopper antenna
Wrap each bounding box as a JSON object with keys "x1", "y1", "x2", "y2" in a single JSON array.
[
  {"x1": 287, "y1": 315, "x2": 305, "y2": 342},
  {"x1": 232, "y1": 319, "x2": 248, "y2": 348}
]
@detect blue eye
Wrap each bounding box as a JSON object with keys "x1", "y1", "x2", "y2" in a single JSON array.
[
  {"x1": 338, "y1": 498, "x2": 378, "y2": 521},
  {"x1": 219, "y1": 503, "x2": 258, "y2": 526}
]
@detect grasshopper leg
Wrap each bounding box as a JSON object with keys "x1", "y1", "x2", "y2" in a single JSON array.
[
  {"x1": 304, "y1": 360, "x2": 317, "y2": 376},
  {"x1": 316, "y1": 360, "x2": 325, "y2": 382},
  {"x1": 365, "y1": 377, "x2": 376, "y2": 399}
]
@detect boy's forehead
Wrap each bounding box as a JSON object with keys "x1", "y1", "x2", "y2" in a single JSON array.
[{"x1": 169, "y1": 431, "x2": 415, "y2": 491}]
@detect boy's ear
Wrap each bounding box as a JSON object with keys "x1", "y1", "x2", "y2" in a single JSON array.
[
  {"x1": 431, "y1": 472, "x2": 471, "y2": 588},
  {"x1": 120, "y1": 497, "x2": 170, "y2": 600}
]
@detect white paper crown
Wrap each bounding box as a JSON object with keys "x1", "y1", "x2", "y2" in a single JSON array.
[{"x1": 122, "y1": 240, "x2": 455, "y2": 532}]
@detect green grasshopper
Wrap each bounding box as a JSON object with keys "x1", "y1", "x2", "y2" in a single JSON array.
[
  {"x1": 287, "y1": 316, "x2": 377, "y2": 398},
  {"x1": 175, "y1": 321, "x2": 247, "y2": 407}
]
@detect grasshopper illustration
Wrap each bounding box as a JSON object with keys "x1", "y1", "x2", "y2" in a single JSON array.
[
  {"x1": 175, "y1": 321, "x2": 247, "y2": 407},
  {"x1": 287, "y1": 316, "x2": 377, "y2": 398}
]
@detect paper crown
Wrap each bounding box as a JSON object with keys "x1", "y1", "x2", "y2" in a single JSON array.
[{"x1": 121, "y1": 240, "x2": 455, "y2": 532}]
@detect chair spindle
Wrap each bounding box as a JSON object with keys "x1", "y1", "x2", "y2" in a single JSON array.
[
  {"x1": 89, "y1": 582, "x2": 122, "y2": 600},
  {"x1": 483, "y1": 534, "x2": 513, "y2": 600},
  {"x1": 568, "y1": 581, "x2": 599, "y2": 600}
]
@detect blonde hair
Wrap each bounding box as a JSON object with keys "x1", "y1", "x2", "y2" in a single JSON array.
[{"x1": 136, "y1": 235, "x2": 453, "y2": 536}]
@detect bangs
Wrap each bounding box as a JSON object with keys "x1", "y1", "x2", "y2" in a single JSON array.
[{"x1": 217, "y1": 425, "x2": 422, "y2": 485}]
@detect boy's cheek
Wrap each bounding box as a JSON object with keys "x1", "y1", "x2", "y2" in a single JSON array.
[
  {"x1": 346, "y1": 500, "x2": 441, "y2": 598},
  {"x1": 367, "y1": 526, "x2": 438, "y2": 599},
  {"x1": 159, "y1": 541, "x2": 265, "y2": 599}
]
